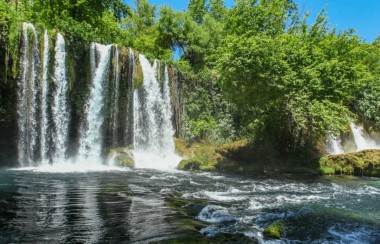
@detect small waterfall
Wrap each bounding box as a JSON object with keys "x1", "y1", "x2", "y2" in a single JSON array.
[
  {"x1": 17, "y1": 23, "x2": 41, "y2": 166},
  {"x1": 326, "y1": 135, "x2": 344, "y2": 155},
  {"x1": 40, "y1": 30, "x2": 50, "y2": 164},
  {"x1": 350, "y1": 123, "x2": 380, "y2": 151},
  {"x1": 51, "y1": 33, "x2": 70, "y2": 163},
  {"x1": 133, "y1": 54, "x2": 181, "y2": 168},
  {"x1": 78, "y1": 43, "x2": 112, "y2": 163}
]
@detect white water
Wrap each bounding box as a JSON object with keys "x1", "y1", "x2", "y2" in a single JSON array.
[
  {"x1": 349, "y1": 123, "x2": 380, "y2": 151},
  {"x1": 51, "y1": 33, "x2": 70, "y2": 163},
  {"x1": 78, "y1": 43, "x2": 112, "y2": 164},
  {"x1": 133, "y1": 55, "x2": 181, "y2": 169},
  {"x1": 40, "y1": 30, "x2": 50, "y2": 164},
  {"x1": 17, "y1": 23, "x2": 41, "y2": 166},
  {"x1": 326, "y1": 123, "x2": 380, "y2": 154}
]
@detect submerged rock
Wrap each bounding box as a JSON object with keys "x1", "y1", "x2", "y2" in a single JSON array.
[
  {"x1": 263, "y1": 220, "x2": 285, "y2": 239},
  {"x1": 319, "y1": 149, "x2": 380, "y2": 177},
  {"x1": 107, "y1": 147, "x2": 135, "y2": 167}
]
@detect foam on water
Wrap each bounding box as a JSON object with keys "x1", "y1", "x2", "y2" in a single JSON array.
[
  {"x1": 11, "y1": 163, "x2": 128, "y2": 173},
  {"x1": 197, "y1": 205, "x2": 236, "y2": 223}
]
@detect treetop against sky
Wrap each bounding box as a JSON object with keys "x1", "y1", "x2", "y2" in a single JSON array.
[{"x1": 123, "y1": 0, "x2": 380, "y2": 43}]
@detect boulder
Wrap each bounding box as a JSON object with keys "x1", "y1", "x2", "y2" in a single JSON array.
[{"x1": 107, "y1": 147, "x2": 135, "y2": 168}]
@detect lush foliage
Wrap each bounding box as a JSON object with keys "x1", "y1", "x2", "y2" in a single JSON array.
[{"x1": 1, "y1": 0, "x2": 380, "y2": 154}]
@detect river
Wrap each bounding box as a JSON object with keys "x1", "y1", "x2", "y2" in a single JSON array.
[{"x1": 0, "y1": 168, "x2": 379, "y2": 243}]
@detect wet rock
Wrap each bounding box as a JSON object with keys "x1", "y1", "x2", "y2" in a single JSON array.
[{"x1": 107, "y1": 147, "x2": 134, "y2": 167}]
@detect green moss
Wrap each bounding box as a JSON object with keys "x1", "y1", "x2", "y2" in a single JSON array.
[
  {"x1": 133, "y1": 59, "x2": 144, "y2": 89},
  {"x1": 174, "y1": 138, "x2": 320, "y2": 175},
  {"x1": 319, "y1": 149, "x2": 380, "y2": 176},
  {"x1": 263, "y1": 220, "x2": 285, "y2": 239},
  {"x1": 177, "y1": 159, "x2": 201, "y2": 170},
  {"x1": 320, "y1": 166, "x2": 335, "y2": 175}
]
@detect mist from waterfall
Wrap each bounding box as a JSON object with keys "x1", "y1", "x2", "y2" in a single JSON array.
[{"x1": 133, "y1": 54, "x2": 181, "y2": 169}]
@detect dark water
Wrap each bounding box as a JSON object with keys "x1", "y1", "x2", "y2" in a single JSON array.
[{"x1": 0, "y1": 168, "x2": 379, "y2": 243}]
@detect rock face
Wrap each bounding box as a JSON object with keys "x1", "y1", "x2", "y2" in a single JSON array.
[
  {"x1": 107, "y1": 147, "x2": 135, "y2": 168},
  {"x1": 319, "y1": 149, "x2": 380, "y2": 177}
]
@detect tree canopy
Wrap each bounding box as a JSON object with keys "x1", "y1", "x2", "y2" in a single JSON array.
[{"x1": 1, "y1": 0, "x2": 380, "y2": 152}]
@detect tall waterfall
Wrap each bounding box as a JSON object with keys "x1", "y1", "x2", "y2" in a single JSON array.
[
  {"x1": 349, "y1": 123, "x2": 380, "y2": 151},
  {"x1": 17, "y1": 23, "x2": 41, "y2": 166},
  {"x1": 40, "y1": 30, "x2": 50, "y2": 164},
  {"x1": 51, "y1": 33, "x2": 70, "y2": 163},
  {"x1": 133, "y1": 54, "x2": 180, "y2": 168},
  {"x1": 78, "y1": 43, "x2": 112, "y2": 163},
  {"x1": 15, "y1": 23, "x2": 182, "y2": 170}
]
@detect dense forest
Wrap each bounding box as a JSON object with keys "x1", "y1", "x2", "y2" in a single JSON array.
[{"x1": 1, "y1": 0, "x2": 380, "y2": 170}]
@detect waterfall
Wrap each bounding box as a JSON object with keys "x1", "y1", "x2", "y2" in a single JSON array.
[
  {"x1": 40, "y1": 30, "x2": 50, "y2": 164},
  {"x1": 15, "y1": 23, "x2": 182, "y2": 170},
  {"x1": 133, "y1": 54, "x2": 181, "y2": 169},
  {"x1": 78, "y1": 43, "x2": 112, "y2": 163},
  {"x1": 51, "y1": 33, "x2": 70, "y2": 163},
  {"x1": 17, "y1": 23, "x2": 41, "y2": 166},
  {"x1": 350, "y1": 123, "x2": 380, "y2": 151},
  {"x1": 326, "y1": 135, "x2": 344, "y2": 155}
]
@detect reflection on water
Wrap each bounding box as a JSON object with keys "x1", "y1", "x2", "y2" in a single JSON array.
[{"x1": 0, "y1": 169, "x2": 379, "y2": 243}]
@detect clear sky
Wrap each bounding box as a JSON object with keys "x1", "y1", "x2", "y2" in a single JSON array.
[{"x1": 124, "y1": 0, "x2": 380, "y2": 43}]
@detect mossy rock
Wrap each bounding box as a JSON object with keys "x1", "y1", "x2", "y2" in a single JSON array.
[
  {"x1": 263, "y1": 220, "x2": 285, "y2": 239},
  {"x1": 108, "y1": 147, "x2": 135, "y2": 168},
  {"x1": 133, "y1": 59, "x2": 144, "y2": 89},
  {"x1": 177, "y1": 159, "x2": 201, "y2": 171},
  {"x1": 319, "y1": 149, "x2": 380, "y2": 177}
]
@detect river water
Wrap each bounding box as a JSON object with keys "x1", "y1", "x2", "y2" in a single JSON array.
[{"x1": 0, "y1": 168, "x2": 379, "y2": 243}]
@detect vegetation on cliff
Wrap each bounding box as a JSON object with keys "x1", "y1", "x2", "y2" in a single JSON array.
[{"x1": 319, "y1": 150, "x2": 380, "y2": 177}]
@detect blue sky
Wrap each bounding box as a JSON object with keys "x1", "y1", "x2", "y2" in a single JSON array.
[{"x1": 124, "y1": 0, "x2": 380, "y2": 43}]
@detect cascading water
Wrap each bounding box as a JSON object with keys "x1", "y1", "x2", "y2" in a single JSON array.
[
  {"x1": 326, "y1": 135, "x2": 344, "y2": 155},
  {"x1": 40, "y1": 30, "x2": 50, "y2": 164},
  {"x1": 350, "y1": 123, "x2": 380, "y2": 151},
  {"x1": 133, "y1": 54, "x2": 181, "y2": 169},
  {"x1": 78, "y1": 43, "x2": 112, "y2": 163},
  {"x1": 15, "y1": 23, "x2": 182, "y2": 170},
  {"x1": 17, "y1": 23, "x2": 41, "y2": 166},
  {"x1": 51, "y1": 33, "x2": 70, "y2": 163}
]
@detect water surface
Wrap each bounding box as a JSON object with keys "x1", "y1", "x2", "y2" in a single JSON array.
[{"x1": 0, "y1": 168, "x2": 379, "y2": 243}]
